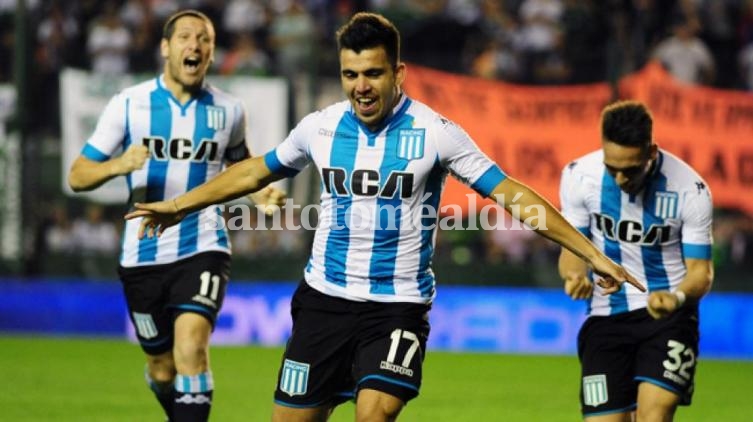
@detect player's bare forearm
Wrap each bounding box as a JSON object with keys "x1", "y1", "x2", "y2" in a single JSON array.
[
  {"x1": 491, "y1": 177, "x2": 644, "y2": 293},
  {"x1": 68, "y1": 156, "x2": 124, "y2": 192},
  {"x1": 172, "y1": 156, "x2": 282, "y2": 215},
  {"x1": 676, "y1": 258, "x2": 714, "y2": 301},
  {"x1": 491, "y1": 178, "x2": 601, "y2": 263},
  {"x1": 69, "y1": 145, "x2": 149, "y2": 192}
]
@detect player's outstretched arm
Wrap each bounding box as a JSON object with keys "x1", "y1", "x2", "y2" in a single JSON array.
[
  {"x1": 68, "y1": 145, "x2": 149, "y2": 192},
  {"x1": 125, "y1": 155, "x2": 285, "y2": 238},
  {"x1": 490, "y1": 177, "x2": 645, "y2": 294}
]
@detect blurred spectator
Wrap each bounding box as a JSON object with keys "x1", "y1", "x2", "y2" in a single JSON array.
[
  {"x1": 218, "y1": 32, "x2": 271, "y2": 76},
  {"x1": 44, "y1": 203, "x2": 75, "y2": 254},
  {"x1": 561, "y1": 0, "x2": 607, "y2": 83},
  {"x1": 269, "y1": 0, "x2": 317, "y2": 79},
  {"x1": 223, "y1": 0, "x2": 269, "y2": 39},
  {"x1": 120, "y1": 0, "x2": 159, "y2": 74},
  {"x1": 517, "y1": 0, "x2": 569, "y2": 84},
  {"x1": 71, "y1": 204, "x2": 119, "y2": 255},
  {"x1": 739, "y1": 40, "x2": 753, "y2": 90},
  {"x1": 149, "y1": 0, "x2": 179, "y2": 21},
  {"x1": 86, "y1": 0, "x2": 132, "y2": 75},
  {"x1": 465, "y1": 0, "x2": 524, "y2": 82},
  {"x1": 651, "y1": 16, "x2": 715, "y2": 85},
  {"x1": 34, "y1": 1, "x2": 78, "y2": 133},
  {"x1": 697, "y1": 0, "x2": 739, "y2": 88},
  {"x1": 469, "y1": 42, "x2": 501, "y2": 79},
  {"x1": 0, "y1": 0, "x2": 42, "y2": 82}
]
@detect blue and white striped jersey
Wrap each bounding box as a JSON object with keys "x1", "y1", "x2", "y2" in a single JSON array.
[
  {"x1": 560, "y1": 149, "x2": 713, "y2": 316},
  {"x1": 82, "y1": 76, "x2": 249, "y2": 267},
  {"x1": 265, "y1": 95, "x2": 506, "y2": 304}
]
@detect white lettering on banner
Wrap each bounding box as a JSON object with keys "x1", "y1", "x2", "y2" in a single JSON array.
[
  {"x1": 517, "y1": 307, "x2": 583, "y2": 352},
  {"x1": 213, "y1": 296, "x2": 291, "y2": 345},
  {"x1": 427, "y1": 303, "x2": 585, "y2": 353},
  {"x1": 125, "y1": 295, "x2": 291, "y2": 345},
  {"x1": 429, "y1": 305, "x2": 513, "y2": 350},
  {"x1": 124, "y1": 292, "x2": 584, "y2": 354}
]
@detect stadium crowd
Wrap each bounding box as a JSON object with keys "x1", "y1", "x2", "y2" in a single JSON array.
[
  {"x1": 3, "y1": 0, "x2": 753, "y2": 133},
  {"x1": 3, "y1": 0, "x2": 753, "y2": 286}
]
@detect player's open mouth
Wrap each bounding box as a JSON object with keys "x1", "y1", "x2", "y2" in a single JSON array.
[
  {"x1": 355, "y1": 97, "x2": 377, "y2": 114},
  {"x1": 183, "y1": 57, "x2": 201, "y2": 73}
]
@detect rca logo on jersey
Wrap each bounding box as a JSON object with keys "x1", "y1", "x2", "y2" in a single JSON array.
[
  {"x1": 397, "y1": 129, "x2": 425, "y2": 161},
  {"x1": 592, "y1": 214, "x2": 671, "y2": 245},
  {"x1": 322, "y1": 168, "x2": 414, "y2": 199},
  {"x1": 142, "y1": 137, "x2": 220, "y2": 162}
]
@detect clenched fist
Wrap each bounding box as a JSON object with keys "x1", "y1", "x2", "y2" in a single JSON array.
[
  {"x1": 564, "y1": 272, "x2": 593, "y2": 300},
  {"x1": 115, "y1": 145, "x2": 149, "y2": 175},
  {"x1": 647, "y1": 291, "x2": 684, "y2": 319}
]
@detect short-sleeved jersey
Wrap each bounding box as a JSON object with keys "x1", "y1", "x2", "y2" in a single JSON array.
[
  {"x1": 560, "y1": 149, "x2": 713, "y2": 316},
  {"x1": 82, "y1": 76, "x2": 249, "y2": 267},
  {"x1": 264, "y1": 95, "x2": 506, "y2": 304}
]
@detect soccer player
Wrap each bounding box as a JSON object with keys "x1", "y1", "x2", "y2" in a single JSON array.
[
  {"x1": 125, "y1": 12, "x2": 643, "y2": 422},
  {"x1": 558, "y1": 101, "x2": 714, "y2": 421},
  {"x1": 67, "y1": 10, "x2": 283, "y2": 422}
]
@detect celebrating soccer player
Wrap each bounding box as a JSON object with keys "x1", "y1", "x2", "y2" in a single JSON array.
[
  {"x1": 559, "y1": 100, "x2": 714, "y2": 421},
  {"x1": 126, "y1": 12, "x2": 643, "y2": 422},
  {"x1": 67, "y1": 10, "x2": 283, "y2": 422}
]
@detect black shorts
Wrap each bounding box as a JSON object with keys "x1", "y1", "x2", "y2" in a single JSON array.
[
  {"x1": 117, "y1": 251, "x2": 230, "y2": 355},
  {"x1": 274, "y1": 281, "x2": 431, "y2": 409},
  {"x1": 577, "y1": 306, "x2": 699, "y2": 416}
]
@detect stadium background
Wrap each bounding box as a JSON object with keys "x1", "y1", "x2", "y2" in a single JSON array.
[{"x1": 1, "y1": 1, "x2": 753, "y2": 420}]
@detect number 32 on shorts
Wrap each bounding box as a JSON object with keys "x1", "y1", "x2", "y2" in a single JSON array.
[{"x1": 662, "y1": 339, "x2": 696, "y2": 383}]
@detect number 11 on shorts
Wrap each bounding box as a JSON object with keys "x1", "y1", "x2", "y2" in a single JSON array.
[{"x1": 199, "y1": 271, "x2": 220, "y2": 301}]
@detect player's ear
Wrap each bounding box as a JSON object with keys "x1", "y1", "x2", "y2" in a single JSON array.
[
  {"x1": 160, "y1": 38, "x2": 169, "y2": 59},
  {"x1": 649, "y1": 143, "x2": 658, "y2": 160},
  {"x1": 395, "y1": 62, "x2": 406, "y2": 87}
]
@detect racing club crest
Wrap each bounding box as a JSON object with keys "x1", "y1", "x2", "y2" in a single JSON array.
[{"x1": 397, "y1": 129, "x2": 425, "y2": 161}]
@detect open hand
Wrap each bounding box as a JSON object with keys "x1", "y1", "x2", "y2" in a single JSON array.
[
  {"x1": 248, "y1": 186, "x2": 287, "y2": 215},
  {"x1": 589, "y1": 255, "x2": 646, "y2": 295},
  {"x1": 124, "y1": 200, "x2": 185, "y2": 239}
]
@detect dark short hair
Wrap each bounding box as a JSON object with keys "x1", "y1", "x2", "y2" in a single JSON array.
[
  {"x1": 601, "y1": 100, "x2": 653, "y2": 150},
  {"x1": 336, "y1": 12, "x2": 401, "y2": 67},
  {"x1": 162, "y1": 9, "x2": 213, "y2": 40}
]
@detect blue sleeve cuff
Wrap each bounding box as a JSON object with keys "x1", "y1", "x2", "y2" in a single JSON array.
[
  {"x1": 682, "y1": 243, "x2": 712, "y2": 260},
  {"x1": 470, "y1": 165, "x2": 507, "y2": 197},
  {"x1": 264, "y1": 150, "x2": 299, "y2": 177},
  {"x1": 81, "y1": 143, "x2": 109, "y2": 162}
]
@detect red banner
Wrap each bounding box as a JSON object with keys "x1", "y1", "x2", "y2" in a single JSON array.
[{"x1": 403, "y1": 62, "x2": 753, "y2": 215}]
